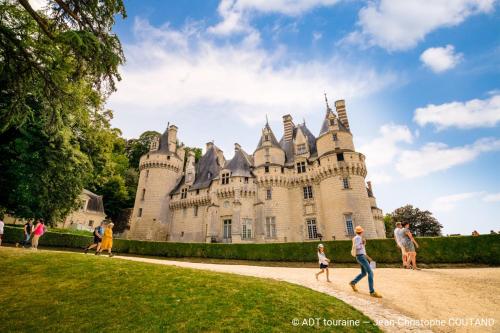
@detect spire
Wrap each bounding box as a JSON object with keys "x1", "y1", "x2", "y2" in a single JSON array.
[
  {"x1": 265, "y1": 114, "x2": 269, "y2": 127},
  {"x1": 324, "y1": 92, "x2": 332, "y2": 113}
]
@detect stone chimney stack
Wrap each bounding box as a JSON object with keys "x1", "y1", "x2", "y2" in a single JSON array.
[
  {"x1": 167, "y1": 124, "x2": 178, "y2": 152},
  {"x1": 335, "y1": 100, "x2": 350, "y2": 131},
  {"x1": 282, "y1": 114, "x2": 294, "y2": 142}
]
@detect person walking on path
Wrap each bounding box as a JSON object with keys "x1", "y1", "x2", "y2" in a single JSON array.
[
  {"x1": 394, "y1": 222, "x2": 408, "y2": 268},
  {"x1": 31, "y1": 219, "x2": 46, "y2": 250},
  {"x1": 98, "y1": 223, "x2": 114, "y2": 257},
  {"x1": 16, "y1": 220, "x2": 33, "y2": 248},
  {"x1": 401, "y1": 222, "x2": 420, "y2": 270},
  {"x1": 315, "y1": 244, "x2": 331, "y2": 282},
  {"x1": 349, "y1": 226, "x2": 382, "y2": 298},
  {"x1": 0, "y1": 218, "x2": 4, "y2": 246},
  {"x1": 84, "y1": 222, "x2": 104, "y2": 254}
]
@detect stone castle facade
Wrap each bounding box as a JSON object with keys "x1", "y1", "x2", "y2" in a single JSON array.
[{"x1": 127, "y1": 99, "x2": 385, "y2": 243}]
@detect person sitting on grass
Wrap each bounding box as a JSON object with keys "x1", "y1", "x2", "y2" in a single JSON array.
[
  {"x1": 98, "y1": 222, "x2": 114, "y2": 257},
  {"x1": 315, "y1": 244, "x2": 331, "y2": 282},
  {"x1": 349, "y1": 226, "x2": 382, "y2": 298},
  {"x1": 16, "y1": 220, "x2": 34, "y2": 248},
  {"x1": 401, "y1": 222, "x2": 420, "y2": 270},
  {"x1": 84, "y1": 222, "x2": 104, "y2": 254}
]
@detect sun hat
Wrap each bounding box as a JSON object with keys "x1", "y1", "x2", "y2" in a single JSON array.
[
  {"x1": 355, "y1": 226, "x2": 364, "y2": 234},
  {"x1": 317, "y1": 243, "x2": 324, "y2": 248}
]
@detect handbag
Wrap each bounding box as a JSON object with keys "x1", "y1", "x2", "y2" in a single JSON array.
[{"x1": 350, "y1": 238, "x2": 357, "y2": 257}]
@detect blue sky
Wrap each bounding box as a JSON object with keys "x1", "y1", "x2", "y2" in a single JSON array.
[{"x1": 106, "y1": 0, "x2": 500, "y2": 235}]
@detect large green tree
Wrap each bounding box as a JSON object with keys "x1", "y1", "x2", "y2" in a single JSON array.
[
  {"x1": 389, "y1": 205, "x2": 443, "y2": 237},
  {"x1": 126, "y1": 131, "x2": 161, "y2": 169},
  {"x1": 0, "y1": 1, "x2": 126, "y2": 224}
]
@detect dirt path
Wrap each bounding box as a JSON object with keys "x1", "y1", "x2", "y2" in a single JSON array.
[{"x1": 112, "y1": 255, "x2": 499, "y2": 333}]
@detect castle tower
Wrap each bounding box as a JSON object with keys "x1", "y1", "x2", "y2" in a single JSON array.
[
  {"x1": 316, "y1": 99, "x2": 378, "y2": 239},
  {"x1": 127, "y1": 124, "x2": 184, "y2": 241}
]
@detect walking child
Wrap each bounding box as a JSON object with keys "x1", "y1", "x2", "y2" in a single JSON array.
[{"x1": 315, "y1": 244, "x2": 331, "y2": 282}]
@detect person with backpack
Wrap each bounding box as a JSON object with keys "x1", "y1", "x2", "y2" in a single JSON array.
[
  {"x1": 31, "y1": 219, "x2": 46, "y2": 250},
  {"x1": 84, "y1": 222, "x2": 104, "y2": 254},
  {"x1": 349, "y1": 226, "x2": 382, "y2": 298}
]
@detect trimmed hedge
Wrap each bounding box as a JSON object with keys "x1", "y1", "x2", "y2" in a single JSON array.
[{"x1": 3, "y1": 226, "x2": 499, "y2": 265}]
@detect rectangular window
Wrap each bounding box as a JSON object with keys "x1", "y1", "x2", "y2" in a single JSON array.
[
  {"x1": 223, "y1": 219, "x2": 232, "y2": 239},
  {"x1": 264, "y1": 165, "x2": 269, "y2": 173},
  {"x1": 306, "y1": 219, "x2": 318, "y2": 239},
  {"x1": 141, "y1": 188, "x2": 146, "y2": 200},
  {"x1": 194, "y1": 206, "x2": 198, "y2": 217},
  {"x1": 337, "y1": 153, "x2": 344, "y2": 161},
  {"x1": 266, "y1": 217, "x2": 276, "y2": 238},
  {"x1": 138, "y1": 208, "x2": 142, "y2": 217},
  {"x1": 244, "y1": 177, "x2": 249, "y2": 184},
  {"x1": 266, "y1": 188, "x2": 272, "y2": 200},
  {"x1": 345, "y1": 214, "x2": 354, "y2": 236},
  {"x1": 265, "y1": 135, "x2": 269, "y2": 141},
  {"x1": 330, "y1": 119, "x2": 335, "y2": 126},
  {"x1": 196, "y1": 189, "x2": 200, "y2": 195},
  {"x1": 343, "y1": 177, "x2": 350, "y2": 189},
  {"x1": 221, "y1": 173, "x2": 230, "y2": 185},
  {"x1": 332, "y1": 133, "x2": 338, "y2": 141},
  {"x1": 303, "y1": 185, "x2": 313, "y2": 199},
  {"x1": 297, "y1": 143, "x2": 307, "y2": 155},
  {"x1": 281, "y1": 167, "x2": 284, "y2": 173},
  {"x1": 88, "y1": 220, "x2": 94, "y2": 227},
  {"x1": 242, "y1": 218, "x2": 252, "y2": 239},
  {"x1": 296, "y1": 161, "x2": 306, "y2": 173},
  {"x1": 181, "y1": 188, "x2": 188, "y2": 199}
]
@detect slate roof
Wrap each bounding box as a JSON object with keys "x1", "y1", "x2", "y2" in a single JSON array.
[
  {"x1": 191, "y1": 145, "x2": 223, "y2": 190},
  {"x1": 82, "y1": 189, "x2": 105, "y2": 213},
  {"x1": 255, "y1": 123, "x2": 281, "y2": 150},
  {"x1": 319, "y1": 109, "x2": 350, "y2": 136},
  {"x1": 279, "y1": 123, "x2": 318, "y2": 164},
  {"x1": 225, "y1": 147, "x2": 253, "y2": 177},
  {"x1": 158, "y1": 127, "x2": 170, "y2": 152}
]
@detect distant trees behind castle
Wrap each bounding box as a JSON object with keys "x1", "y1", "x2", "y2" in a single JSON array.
[{"x1": 384, "y1": 205, "x2": 444, "y2": 238}]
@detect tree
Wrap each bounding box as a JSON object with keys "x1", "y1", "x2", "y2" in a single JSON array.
[
  {"x1": 126, "y1": 131, "x2": 160, "y2": 169},
  {"x1": 383, "y1": 214, "x2": 394, "y2": 238},
  {"x1": 0, "y1": 0, "x2": 126, "y2": 132},
  {"x1": 389, "y1": 205, "x2": 443, "y2": 237}
]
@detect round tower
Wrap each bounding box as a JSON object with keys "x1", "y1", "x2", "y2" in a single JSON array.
[
  {"x1": 128, "y1": 124, "x2": 184, "y2": 241},
  {"x1": 316, "y1": 100, "x2": 378, "y2": 239}
]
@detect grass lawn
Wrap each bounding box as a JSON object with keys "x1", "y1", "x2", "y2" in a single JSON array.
[{"x1": 0, "y1": 247, "x2": 380, "y2": 332}]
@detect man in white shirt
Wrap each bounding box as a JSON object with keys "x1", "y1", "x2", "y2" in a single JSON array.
[
  {"x1": 394, "y1": 222, "x2": 408, "y2": 268},
  {"x1": 0, "y1": 218, "x2": 4, "y2": 246}
]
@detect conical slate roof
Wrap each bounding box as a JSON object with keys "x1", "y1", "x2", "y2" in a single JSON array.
[
  {"x1": 225, "y1": 147, "x2": 253, "y2": 177},
  {"x1": 256, "y1": 123, "x2": 281, "y2": 150},
  {"x1": 158, "y1": 128, "x2": 170, "y2": 152},
  {"x1": 319, "y1": 109, "x2": 350, "y2": 136}
]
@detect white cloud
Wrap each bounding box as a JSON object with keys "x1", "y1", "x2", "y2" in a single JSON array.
[
  {"x1": 359, "y1": 123, "x2": 413, "y2": 168},
  {"x1": 420, "y1": 45, "x2": 463, "y2": 73},
  {"x1": 29, "y1": 0, "x2": 48, "y2": 10},
  {"x1": 109, "y1": 18, "x2": 395, "y2": 131},
  {"x1": 209, "y1": 0, "x2": 340, "y2": 35},
  {"x1": 347, "y1": 0, "x2": 496, "y2": 51},
  {"x1": 313, "y1": 31, "x2": 323, "y2": 42},
  {"x1": 432, "y1": 192, "x2": 483, "y2": 212},
  {"x1": 396, "y1": 137, "x2": 500, "y2": 178},
  {"x1": 483, "y1": 193, "x2": 500, "y2": 202},
  {"x1": 414, "y1": 94, "x2": 500, "y2": 129}
]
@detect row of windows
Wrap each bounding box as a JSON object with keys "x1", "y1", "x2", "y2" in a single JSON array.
[{"x1": 264, "y1": 179, "x2": 349, "y2": 201}]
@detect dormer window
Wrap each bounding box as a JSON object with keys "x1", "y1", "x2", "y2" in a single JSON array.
[
  {"x1": 330, "y1": 119, "x2": 335, "y2": 126},
  {"x1": 332, "y1": 133, "x2": 338, "y2": 141},
  {"x1": 181, "y1": 188, "x2": 187, "y2": 199},
  {"x1": 207, "y1": 172, "x2": 212, "y2": 178},
  {"x1": 264, "y1": 134, "x2": 269, "y2": 141},
  {"x1": 221, "y1": 173, "x2": 230, "y2": 185},
  {"x1": 297, "y1": 144, "x2": 307, "y2": 155}
]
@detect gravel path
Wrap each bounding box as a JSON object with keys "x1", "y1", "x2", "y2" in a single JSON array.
[{"x1": 112, "y1": 255, "x2": 499, "y2": 333}]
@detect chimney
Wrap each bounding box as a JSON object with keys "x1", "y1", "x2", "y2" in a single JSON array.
[
  {"x1": 335, "y1": 100, "x2": 349, "y2": 131},
  {"x1": 168, "y1": 124, "x2": 178, "y2": 151},
  {"x1": 234, "y1": 143, "x2": 241, "y2": 152},
  {"x1": 282, "y1": 114, "x2": 294, "y2": 142}
]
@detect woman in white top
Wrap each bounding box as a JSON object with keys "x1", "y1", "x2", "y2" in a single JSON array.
[{"x1": 315, "y1": 244, "x2": 331, "y2": 282}]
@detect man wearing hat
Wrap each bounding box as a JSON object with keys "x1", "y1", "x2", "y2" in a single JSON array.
[{"x1": 349, "y1": 226, "x2": 382, "y2": 298}]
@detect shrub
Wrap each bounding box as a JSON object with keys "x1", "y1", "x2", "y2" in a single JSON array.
[{"x1": 3, "y1": 226, "x2": 499, "y2": 265}]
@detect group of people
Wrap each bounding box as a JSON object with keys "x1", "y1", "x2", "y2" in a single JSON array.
[
  {"x1": 83, "y1": 221, "x2": 115, "y2": 257},
  {"x1": 314, "y1": 222, "x2": 421, "y2": 299},
  {"x1": 15, "y1": 219, "x2": 47, "y2": 250}
]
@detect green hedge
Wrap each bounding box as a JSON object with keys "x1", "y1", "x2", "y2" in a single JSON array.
[{"x1": 3, "y1": 226, "x2": 499, "y2": 265}]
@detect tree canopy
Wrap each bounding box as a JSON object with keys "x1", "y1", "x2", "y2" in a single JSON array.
[{"x1": 386, "y1": 205, "x2": 443, "y2": 237}]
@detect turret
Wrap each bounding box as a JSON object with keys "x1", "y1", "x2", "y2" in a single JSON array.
[{"x1": 254, "y1": 122, "x2": 285, "y2": 166}]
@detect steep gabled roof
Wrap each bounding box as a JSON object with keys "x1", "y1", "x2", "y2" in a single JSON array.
[
  {"x1": 319, "y1": 109, "x2": 350, "y2": 136},
  {"x1": 225, "y1": 147, "x2": 253, "y2": 177},
  {"x1": 279, "y1": 123, "x2": 317, "y2": 164},
  {"x1": 256, "y1": 123, "x2": 281, "y2": 150},
  {"x1": 191, "y1": 145, "x2": 222, "y2": 190}
]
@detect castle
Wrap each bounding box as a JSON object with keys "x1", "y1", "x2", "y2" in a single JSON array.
[{"x1": 126, "y1": 99, "x2": 385, "y2": 243}]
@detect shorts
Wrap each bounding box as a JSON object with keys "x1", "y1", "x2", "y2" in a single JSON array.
[
  {"x1": 320, "y1": 263, "x2": 328, "y2": 269},
  {"x1": 93, "y1": 236, "x2": 102, "y2": 244}
]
